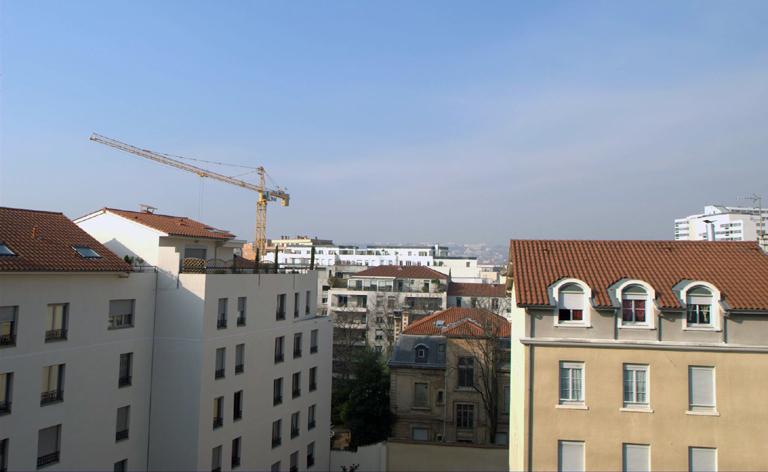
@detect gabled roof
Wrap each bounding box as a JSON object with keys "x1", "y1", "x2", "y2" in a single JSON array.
[
  {"x1": 350, "y1": 265, "x2": 449, "y2": 279},
  {"x1": 0, "y1": 207, "x2": 133, "y2": 272},
  {"x1": 403, "y1": 307, "x2": 511, "y2": 337},
  {"x1": 448, "y1": 282, "x2": 505, "y2": 297},
  {"x1": 98, "y1": 208, "x2": 235, "y2": 240},
  {"x1": 508, "y1": 239, "x2": 768, "y2": 311}
]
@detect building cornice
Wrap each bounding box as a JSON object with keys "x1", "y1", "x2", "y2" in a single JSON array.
[{"x1": 519, "y1": 337, "x2": 768, "y2": 353}]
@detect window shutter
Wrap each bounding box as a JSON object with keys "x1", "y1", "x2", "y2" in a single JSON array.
[
  {"x1": 117, "y1": 407, "x2": 129, "y2": 431},
  {"x1": 236, "y1": 345, "x2": 244, "y2": 365},
  {"x1": 218, "y1": 299, "x2": 227, "y2": 315},
  {"x1": 690, "y1": 447, "x2": 716, "y2": 472},
  {"x1": 561, "y1": 293, "x2": 584, "y2": 309},
  {"x1": 216, "y1": 349, "x2": 225, "y2": 370},
  {"x1": 689, "y1": 367, "x2": 715, "y2": 409},
  {"x1": 558, "y1": 441, "x2": 584, "y2": 472},
  {"x1": 412, "y1": 428, "x2": 429, "y2": 440},
  {"x1": 109, "y1": 300, "x2": 133, "y2": 316},
  {"x1": 688, "y1": 296, "x2": 712, "y2": 305},
  {"x1": 414, "y1": 383, "x2": 428, "y2": 407},
  {"x1": 238, "y1": 297, "x2": 246, "y2": 312},
  {"x1": 623, "y1": 444, "x2": 650, "y2": 472},
  {"x1": 38, "y1": 426, "x2": 59, "y2": 456},
  {"x1": 212, "y1": 446, "x2": 221, "y2": 469},
  {"x1": 0, "y1": 306, "x2": 16, "y2": 322}
]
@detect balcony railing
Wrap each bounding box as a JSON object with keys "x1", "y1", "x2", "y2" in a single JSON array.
[
  {"x1": 276, "y1": 310, "x2": 286, "y2": 320},
  {"x1": 291, "y1": 427, "x2": 299, "y2": 439},
  {"x1": 217, "y1": 318, "x2": 227, "y2": 329},
  {"x1": 272, "y1": 437, "x2": 281, "y2": 448},
  {"x1": 307, "y1": 455, "x2": 315, "y2": 467},
  {"x1": 310, "y1": 345, "x2": 318, "y2": 354},
  {"x1": 213, "y1": 417, "x2": 223, "y2": 429},
  {"x1": 293, "y1": 348, "x2": 302, "y2": 358},
  {"x1": 231, "y1": 457, "x2": 241, "y2": 468},
  {"x1": 40, "y1": 390, "x2": 63, "y2": 405},
  {"x1": 116, "y1": 429, "x2": 129, "y2": 441},
  {"x1": 290, "y1": 466, "x2": 298, "y2": 472},
  {"x1": 308, "y1": 420, "x2": 316, "y2": 430},
  {"x1": 180, "y1": 257, "x2": 313, "y2": 275},
  {"x1": 294, "y1": 309, "x2": 299, "y2": 318},
  {"x1": 292, "y1": 388, "x2": 301, "y2": 399},
  {"x1": 309, "y1": 382, "x2": 317, "y2": 391},
  {"x1": 235, "y1": 364, "x2": 244, "y2": 374},
  {"x1": 275, "y1": 353, "x2": 284, "y2": 363},
  {"x1": 45, "y1": 329, "x2": 67, "y2": 342},
  {"x1": 274, "y1": 395, "x2": 282, "y2": 406},
  {"x1": 213, "y1": 467, "x2": 221, "y2": 472},
  {"x1": 237, "y1": 316, "x2": 246, "y2": 326},
  {"x1": 118, "y1": 376, "x2": 132, "y2": 387},
  {"x1": 215, "y1": 369, "x2": 225, "y2": 379},
  {"x1": 37, "y1": 452, "x2": 60, "y2": 468},
  {"x1": 0, "y1": 334, "x2": 15, "y2": 346},
  {"x1": 234, "y1": 410, "x2": 242, "y2": 421},
  {"x1": 306, "y1": 306, "x2": 310, "y2": 315},
  {"x1": 0, "y1": 400, "x2": 10, "y2": 415}
]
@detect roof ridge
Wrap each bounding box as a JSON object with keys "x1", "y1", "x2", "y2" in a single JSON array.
[{"x1": 0, "y1": 206, "x2": 64, "y2": 215}]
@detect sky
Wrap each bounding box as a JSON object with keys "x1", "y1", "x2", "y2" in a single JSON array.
[{"x1": 2, "y1": 1, "x2": 767, "y2": 246}]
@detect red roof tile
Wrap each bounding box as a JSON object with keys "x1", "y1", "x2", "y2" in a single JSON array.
[
  {"x1": 448, "y1": 282, "x2": 505, "y2": 297},
  {"x1": 104, "y1": 208, "x2": 235, "y2": 240},
  {"x1": 508, "y1": 239, "x2": 768, "y2": 311},
  {"x1": 403, "y1": 307, "x2": 511, "y2": 337},
  {"x1": 0, "y1": 207, "x2": 134, "y2": 272},
  {"x1": 351, "y1": 266, "x2": 449, "y2": 279}
]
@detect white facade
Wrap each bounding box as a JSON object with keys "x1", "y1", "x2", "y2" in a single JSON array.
[{"x1": 675, "y1": 205, "x2": 768, "y2": 242}]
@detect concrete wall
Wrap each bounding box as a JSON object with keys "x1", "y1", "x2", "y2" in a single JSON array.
[
  {"x1": 330, "y1": 442, "x2": 386, "y2": 472},
  {"x1": 76, "y1": 212, "x2": 162, "y2": 266},
  {"x1": 386, "y1": 440, "x2": 508, "y2": 472}
]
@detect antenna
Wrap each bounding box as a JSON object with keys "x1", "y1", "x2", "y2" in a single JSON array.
[{"x1": 735, "y1": 194, "x2": 764, "y2": 237}]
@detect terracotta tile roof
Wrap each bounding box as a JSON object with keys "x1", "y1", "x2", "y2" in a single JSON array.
[
  {"x1": 508, "y1": 239, "x2": 768, "y2": 311},
  {"x1": 350, "y1": 265, "x2": 449, "y2": 279},
  {"x1": 448, "y1": 282, "x2": 505, "y2": 297},
  {"x1": 0, "y1": 207, "x2": 134, "y2": 272},
  {"x1": 403, "y1": 307, "x2": 511, "y2": 337},
  {"x1": 104, "y1": 208, "x2": 235, "y2": 240}
]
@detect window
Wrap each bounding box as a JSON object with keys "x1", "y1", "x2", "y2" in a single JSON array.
[
  {"x1": 184, "y1": 246, "x2": 207, "y2": 260},
  {"x1": 412, "y1": 428, "x2": 429, "y2": 441},
  {"x1": 309, "y1": 367, "x2": 317, "y2": 391},
  {"x1": 387, "y1": 297, "x2": 395, "y2": 309},
  {"x1": 272, "y1": 461, "x2": 281, "y2": 472},
  {"x1": 276, "y1": 294, "x2": 286, "y2": 320},
  {"x1": 116, "y1": 406, "x2": 130, "y2": 441},
  {"x1": 274, "y1": 378, "x2": 283, "y2": 405},
  {"x1": 689, "y1": 447, "x2": 717, "y2": 472},
  {"x1": 212, "y1": 445, "x2": 222, "y2": 472},
  {"x1": 275, "y1": 336, "x2": 285, "y2": 363},
  {"x1": 292, "y1": 372, "x2": 301, "y2": 398},
  {"x1": 621, "y1": 286, "x2": 647, "y2": 324},
  {"x1": 308, "y1": 404, "x2": 316, "y2": 429},
  {"x1": 37, "y1": 425, "x2": 61, "y2": 469},
  {"x1": 213, "y1": 397, "x2": 223, "y2": 429},
  {"x1": 215, "y1": 348, "x2": 225, "y2": 379},
  {"x1": 559, "y1": 362, "x2": 584, "y2": 404},
  {"x1": 45, "y1": 304, "x2": 68, "y2": 342},
  {"x1": 108, "y1": 300, "x2": 134, "y2": 329},
  {"x1": 456, "y1": 297, "x2": 462, "y2": 308},
  {"x1": 375, "y1": 330, "x2": 384, "y2": 342},
  {"x1": 503, "y1": 386, "x2": 510, "y2": 413},
  {"x1": 294, "y1": 333, "x2": 302, "y2": 358},
  {"x1": 492, "y1": 298, "x2": 500, "y2": 310},
  {"x1": 231, "y1": 437, "x2": 241, "y2": 469},
  {"x1": 0, "y1": 243, "x2": 17, "y2": 256},
  {"x1": 415, "y1": 345, "x2": 428, "y2": 363},
  {"x1": 217, "y1": 299, "x2": 228, "y2": 329},
  {"x1": 307, "y1": 442, "x2": 315, "y2": 468},
  {"x1": 306, "y1": 290, "x2": 311, "y2": 315},
  {"x1": 558, "y1": 284, "x2": 585, "y2": 323},
  {"x1": 458, "y1": 357, "x2": 474, "y2": 388},
  {"x1": 119, "y1": 353, "x2": 133, "y2": 387},
  {"x1": 558, "y1": 441, "x2": 585, "y2": 472},
  {"x1": 235, "y1": 344, "x2": 245, "y2": 374},
  {"x1": 114, "y1": 459, "x2": 127, "y2": 472},
  {"x1": 689, "y1": 366, "x2": 716, "y2": 412},
  {"x1": 73, "y1": 246, "x2": 101, "y2": 258},
  {"x1": 41, "y1": 364, "x2": 64, "y2": 405},
  {"x1": 436, "y1": 389, "x2": 445, "y2": 405},
  {"x1": 687, "y1": 287, "x2": 713, "y2": 327},
  {"x1": 237, "y1": 297, "x2": 247, "y2": 326},
  {"x1": 310, "y1": 329, "x2": 318, "y2": 354},
  {"x1": 272, "y1": 420, "x2": 282, "y2": 448},
  {"x1": 290, "y1": 451, "x2": 299, "y2": 472},
  {"x1": 0, "y1": 306, "x2": 18, "y2": 347},
  {"x1": 623, "y1": 444, "x2": 650, "y2": 472},
  {"x1": 413, "y1": 382, "x2": 429, "y2": 408},
  {"x1": 456, "y1": 404, "x2": 474, "y2": 428},
  {"x1": 234, "y1": 391, "x2": 243, "y2": 421},
  {"x1": 623, "y1": 365, "x2": 649, "y2": 408},
  {"x1": 291, "y1": 411, "x2": 300, "y2": 438},
  {"x1": 294, "y1": 293, "x2": 300, "y2": 318},
  {"x1": 0, "y1": 372, "x2": 12, "y2": 415}
]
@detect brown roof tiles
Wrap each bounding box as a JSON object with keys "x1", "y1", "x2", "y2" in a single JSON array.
[
  {"x1": 403, "y1": 307, "x2": 511, "y2": 337},
  {"x1": 351, "y1": 265, "x2": 449, "y2": 279},
  {"x1": 104, "y1": 208, "x2": 235, "y2": 240},
  {"x1": 448, "y1": 282, "x2": 505, "y2": 297}
]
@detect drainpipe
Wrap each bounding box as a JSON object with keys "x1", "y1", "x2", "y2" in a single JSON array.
[{"x1": 703, "y1": 219, "x2": 716, "y2": 241}]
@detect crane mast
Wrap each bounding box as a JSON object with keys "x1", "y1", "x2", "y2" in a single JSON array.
[{"x1": 90, "y1": 133, "x2": 289, "y2": 256}]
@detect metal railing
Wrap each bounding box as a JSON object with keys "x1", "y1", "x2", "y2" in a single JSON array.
[
  {"x1": 290, "y1": 466, "x2": 298, "y2": 472},
  {"x1": 310, "y1": 345, "x2": 318, "y2": 354},
  {"x1": 215, "y1": 369, "x2": 225, "y2": 379},
  {"x1": 237, "y1": 317, "x2": 246, "y2": 326},
  {"x1": 309, "y1": 382, "x2": 317, "y2": 391},
  {"x1": 308, "y1": 420, "x2": 316, "y2": 430},
  {"x1": 231, "y1": 457, "x2": 241, "y2": 468},
  {"x1": 217, "y1": 318, "x2": 227, "y2": 329},
  {"x1": 293, "y1": 348, "x2": 302, "y2": 358},
  {"x1": 118, "y1": 376, "x2": 132, "y2": 387},
  {"x1": 213, "y1": 417, "x2": 223, "y2": 429},
  {"x1": 272, "y1": 437, "x2": 281, "y2": 448},
  {"x1": 235, "y1": 364, "x2": 244, "y2": 374},
  {"x1": 276, "y1": 310, "x2": 286, "y2": 320},
  {"x1": 307, "y1": 455, "x2": 315, "y2": 467},
  {"x1": 45, "y1": 329, "x2": 67, "y2": 342},
  {"x1": 0, "y1": 334, "x2": 15, "y2": 346},
  {"x1": 213, "y1": 467, "x2": 221, "y2": 472},
  {"x1": 234, "y1": 410, "x2": 242, "y2": 421},
  {"x1": 0, "y1": 400, "x2": 10, "y2": 415},
  {"x1": 40, "y1": 390, "x2": 63, "y2": 405},
  {"x1": 180, "y1": 257, "x2": 313, "y2": 275},
  {"x1": 116, "y1": 429, "x2": 129, "y2": 441},
  {"x1": 291, "y1": 427, "x2": 299, "y2": 439},
  {"x1": 274, "y1": 395, "x2": 282, "y2": 406},
  {"x1": 275, "y1": 353, "x2": 284, "y2": 363},
  {"x1": 37, "y1": 452, "x2": 60, "y2": 468},
  {"x1": 294, "y1": 309, "x2": 299, "y2": 318},
  {"x1": 292, "y1": 388, "x2": 301, "y2": 399}
]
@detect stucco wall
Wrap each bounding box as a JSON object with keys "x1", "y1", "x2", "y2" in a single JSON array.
[
  {"x1": 330, "y1": 442, "x2": 386, "y2": 472},
  {"x1": 386, "y1": 440, "x2": 508, "y2": 471}
]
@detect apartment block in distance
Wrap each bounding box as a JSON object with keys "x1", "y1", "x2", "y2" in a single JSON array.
[
  {"x1": 674, "y1": 205, "x2": 767, "y2": 242},
  {"x1": 506, "y1": 239, "x2": 768, "y2": 471}
]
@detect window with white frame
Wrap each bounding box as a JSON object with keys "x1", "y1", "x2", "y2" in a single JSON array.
[
  {"x1": 559, "y1": 362, "x2": 584, "y2": 404},
  {"x1": 621, "y1": 286, "x2": 648, "y2": 325},
  {"x1": 689, "y1": 447, "x2": 717, "y2": 472},
  {"x1": 558, "y1": 284, "x2": 585, "y2": 323},
  {"x1": 623, "y1": 443, "x2": 650, "y2": 472},
  {"x1": 686, "y1": 287, "x2": 713, "y2": 327},
  {"x1": 689, "y1": 366, "x2": 716, "y2": 412},
  {"x1": 623, "y1": 365, "x2": 649, "y2": 408},
  {"x1": 558, "y1": 441, "x2": 585, "y2": 472},
  {"x1": 415, "y1": 345, "x2": 428, "y2": 363},
  {"x1": 109, "y1": 300, "x2": 135, "y2": 329}
]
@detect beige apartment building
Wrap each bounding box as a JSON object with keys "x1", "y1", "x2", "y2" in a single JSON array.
[{"x1": 506, "y1": 240, "x2": 768, "y2": 471}]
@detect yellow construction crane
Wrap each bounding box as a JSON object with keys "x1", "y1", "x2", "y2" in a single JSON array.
[{"x1": 90, "y1": 133, "x2": 289, "y2": 257}]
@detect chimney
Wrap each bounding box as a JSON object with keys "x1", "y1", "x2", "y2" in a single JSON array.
[
  {"x1": 31, "y1": 225, "x2": 38, "y2": 239},
  {"x1": 703, "y1": 219, "x2": 715, "y2": 241}
]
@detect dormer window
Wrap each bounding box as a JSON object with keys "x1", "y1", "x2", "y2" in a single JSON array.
[
  {"x1": 558, "y1": 284, "x2": 585, "y2": 323},
  {"x1": 0, "y1": 243, "x2": 17, "y2": 257},
  {"x1": 622, "y1": 285, "x2": 647, "y2": 324},
  {"x1": 72, "y1": 246, "x2": 101, "y2": 259},
  {"x1": 687, "y1": 286, "x2": 713, "y2": 326},
  {"x1": 415, "y1": 345, "x2": 429, "y2": 363}
]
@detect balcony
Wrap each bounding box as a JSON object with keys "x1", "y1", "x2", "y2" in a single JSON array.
[
  {"x1": 307, "y1": 455, "x2": 315, "y2": 467},
  {"x1": 272, "y1": 437, "x2": 281, "y2": 448},
  {"x1": 45, "y1": 329, "x2": 67, "y2": 342},
  {"x1": 217, "y1": 318, "x2": 227, "y2": 329},
  {"x1": 37, "y1": 452, "x2": 60, "y2": 468},
  {"x1": 291, "y1": 427, "x2": 299, "y2": 439},
  {"x1": 231, "y1": 457, "x2": 241, "y2": 468},
  {"x1": 275, "y1": 353, "x2": 284, "y2": 363},
  {"x1": 292, "y1": 388, "x2": 301, "y2": 399},
  {"x1": 0, "y1": 334, "x2": 16, "y2": 347},
  {"x1": 276, "y1": 310, "x2": 286, "y2": 321},
  {"x1": 293, "y1": 348, "x2": 302, "y2": 359},
  {"x1": 118, "y1": 376, "x2": 132, "y2": 387},
  {"x1": 308, "y1": 420, "x2": 316, "y2": 430},
  {"x1": 40, "y1": 390, "x2": 63, "y2": 405},
  {"x1": 116, "y1": 429, "x2": 129, "y2": 441},
  {"x1": 0, "y1": 400, "x2": 10, "y2": 415},
  {"x1": 310, "y1": 345, "x2": 318, "y2": 354},
  {"x1": 237, "y1": 316, "x2": 246, "y2": 327},
  {"x1": 215, "y1": 369, "x2": 225, "y2": 379},
  {"x1": 309, "y1": 382, "x2": 317, "y2": 392},
  {"x1": 235, "y1": 364, "x2": 244, "y2": 374},
  {"x1": 213, "y1": 417, "x2": 223, "y2": 429}
]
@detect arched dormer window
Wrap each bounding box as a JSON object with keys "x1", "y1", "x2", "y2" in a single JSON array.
[
  {"x1": 622, "y1": 285, "x2": 648, "y2": 324},
  {"x1": 558, "y1": 283, "x2": 585, "y2": 323},
  {"x1": 415, "y1": 345, "x2": 429, "y2": 363},
  {"x1": 686, "y1": 286, "x2": 713, "y2": 326}
]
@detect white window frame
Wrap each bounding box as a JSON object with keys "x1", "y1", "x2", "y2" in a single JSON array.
[
  {"x1": 614, "y1": 280, "x2": 655, "y2": 330},
  {"x1": 622, "y1": 365, "x2": 650, "y2": 410},
  {"x1": 551, "y1": 279, "x2": 591, "y2": 328},
  {"x1": 678, "y1": 281, "x2": 721, "y2": 331},
  {"x1": 559, "y1": 362, "x2": 585, "y2": 406},
  {"x1": 688, "y1": 366, "x2": 717, "y2": 415}
]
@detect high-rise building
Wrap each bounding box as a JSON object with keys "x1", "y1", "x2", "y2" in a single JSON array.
[{"x1": 674, "y1": 205, "x2": 767, "y2": 242}]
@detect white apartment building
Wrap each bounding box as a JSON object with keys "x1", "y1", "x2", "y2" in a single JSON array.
[
  {"x1": 0, "y1": 206, "x2": 332, "y2": 472},
  {"x1": 674, "y1": 205, "x2": 768, "y2": 242}
]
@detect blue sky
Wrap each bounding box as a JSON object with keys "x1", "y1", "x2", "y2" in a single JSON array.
[{"x1": 2, "y1": 1, "x2": 767, "y2": 245}]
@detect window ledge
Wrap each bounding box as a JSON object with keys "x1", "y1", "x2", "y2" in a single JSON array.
[
  {"x1": 556, "y1": 404, "x2": 588, "y2": 410},
  {"x1": 620, "y1": 407, "x2": 653, "y2": 413},
  {"x1": 682, "y1": 327, "x2": 720, "y2": 332},
  {"x1": 108, "y1": 325, "x2": 134, "y2": 330},
  {"x1": 554, "y1": 324, "x2": 590, "y2": 329},
  {"x1": 410, "y1": 406, "x2": 431, "y2": 411},
  {"x1": 618, "y1": 325, "x2": 654, "y2": 330},
  {"x1": 686, "y1": 410, "x2": 720, "y2": 416}
]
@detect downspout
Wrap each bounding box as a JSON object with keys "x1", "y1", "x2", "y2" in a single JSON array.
[
  {"x1": 146, "y1": 266, "x2": 160, "y2": 470},
  {"x1": 443, "y1": 358, "x2": 448, "y2": 441},
  {"x1": 526, "y1": 345, "x2": 535, "y2": 472}
]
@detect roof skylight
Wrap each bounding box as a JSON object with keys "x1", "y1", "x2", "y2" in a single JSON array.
[
  {"x1": 73, "y1": 246, "x2": 102, "y2": 259},
  {"x1": 0, "y1": 243, "x2": 17, "y2": 256}
]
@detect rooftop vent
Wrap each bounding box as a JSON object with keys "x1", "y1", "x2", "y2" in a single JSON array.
[
  {"x1": 140, "y1": 204, "x2": 157, "y2": 214},
  {"x1": 434, "y1": 320, "x2": 445, "y2": 328}
]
